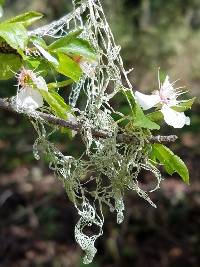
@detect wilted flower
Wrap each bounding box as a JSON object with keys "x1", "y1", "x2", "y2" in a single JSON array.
[
  {"x1": 16, "y1": 68, "x2": 48, "y2": 111},
  {"x1": 135, "y1": 75, "x2": 190, "y2": 128}
]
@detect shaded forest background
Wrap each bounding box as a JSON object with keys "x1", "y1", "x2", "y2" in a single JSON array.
[{"x1": 0, "y1": 0, "x2": 199, "y2": 267}]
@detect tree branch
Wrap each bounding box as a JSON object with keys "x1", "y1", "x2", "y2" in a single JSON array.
[
  {"x1": 0, "y1": 98, "x2": 177, "y2": 144},
  {"x1": 0, "y1": 6, "x2": 179, "y2": 145},
  {"x1": 0, "y1": 2, "x2": 178, "y2": 145}
]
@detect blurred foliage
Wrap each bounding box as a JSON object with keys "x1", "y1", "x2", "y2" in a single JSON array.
[{"x1": 103, "y1": 0, "x2": 200, "y2": 87}]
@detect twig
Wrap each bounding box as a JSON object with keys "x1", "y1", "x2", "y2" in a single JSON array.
[
  {"x1": 0, "y1": 98, "x2": 177, "y2": 144},
  {"x1": 149, "y1": 135, "x2": 178, "y2": 143},
  {"x1": 25, "y1": 4, "x2": 178, "y2": 144}
]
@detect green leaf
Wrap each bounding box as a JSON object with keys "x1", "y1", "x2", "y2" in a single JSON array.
[
  {"x1": 40, "y1": 90, "x2": 74, "y2": 137},
  {"x1": 124, "y1": 90, "x2": 160, "y2": 130},
  {"x1": 25, "y1": 57, "x2": 41, "y2": 69},
  {"x1": 0, "y1": 53, "x2": 22, "y2": 80},
  {"x1": 147, "y1": 111, "x2": 163, "y2": 123},
  {"x1": 48, "y1": 93, "x2": 73, "y2": 137},
  {"x1": 56, "y1": 53, "x2": 82, "y2": 81},
  {"x1": 24, "y1": 56, "x2": 53, "y2": 76},
  {"x1": 29, "y1": 35, "x2": 47, "y2": 48},
  {"x1": 4, "y1": 11, "x2": 43, "y2": 27},
  {"x1": 123, "y1": 90, "x2": 136, "y2": 114},
  {"x1": 0, "y1": 22, "x2": 28, "y2": 54},
  {"x1": 50, "y1": 91, "x2": 71, "y2": 112},
  {"x1": 151, "y1": 144, "x2": 190, "y2": 184},
  {"x1": 39, "y1": 90, "x2": 71, "y2": 119},
  {"x1": 48, "y1": 29, "x2": 83, "y2": 50},
  {"x1": 134, "y1": 104, "x2": 160, "y2": 130},
  {"x1": 49, "y1": 36, "x2": 97, "y2": 61},
  {"x1": 171, "y1": 97, "x2": 196, "y2": 112},
  {"x1": 48, "y1": 79, "x2": 73, "y2": 90}
]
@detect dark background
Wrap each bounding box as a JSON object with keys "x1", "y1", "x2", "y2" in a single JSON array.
[{"x1": 0, "y1": 1, "x2": 199, "y2": 267}]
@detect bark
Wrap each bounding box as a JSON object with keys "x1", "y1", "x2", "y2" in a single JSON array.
[{"x1": 0, "y1": 97, "x2": 178, "y2": 144}]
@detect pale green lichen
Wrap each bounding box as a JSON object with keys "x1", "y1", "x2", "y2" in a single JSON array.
[{"x1": 29, "y1": 0, "x2": 163, "y2": 264}]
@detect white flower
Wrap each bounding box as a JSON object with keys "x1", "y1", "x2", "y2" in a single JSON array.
[
  {"x1": 16, "y1": 87, "x2": 44, "y2": 111},
  {"x1": 32, "y1": 75, "x2": 48, "y2": 92},
  {"x1": 16, "y1": 68, "x2": 48, "y2": 112},
  {"x1": 135, "y1": 75, "x2": 190, "y2": 128}
]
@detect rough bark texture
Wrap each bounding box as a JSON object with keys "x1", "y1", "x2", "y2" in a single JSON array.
[{"x1": 0, "y1": 98, "x2": 178, "y2": 144}]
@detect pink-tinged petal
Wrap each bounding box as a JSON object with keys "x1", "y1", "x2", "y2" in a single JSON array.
[
  {"x1": 135, "y1": 91, "x2": 160, "y2": 110},
  {"x1": 161, "y1": 104, "x2": 190, "y2": 128},
  {"x1": 16, "y1": 87, "x2": 43, "y2": 111}
]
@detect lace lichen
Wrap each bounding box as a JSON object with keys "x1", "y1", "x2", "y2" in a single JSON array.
[{"x1": 16, "y1": 0, "x2": 163, "y2": 263}]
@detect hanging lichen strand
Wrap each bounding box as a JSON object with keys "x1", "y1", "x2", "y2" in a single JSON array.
[
  {"x1": 0, "y1": 0, "x2": 192, "y2": 264},
  {"x1": 30, "y1": 0, "x2": 162, "y2": 263}
]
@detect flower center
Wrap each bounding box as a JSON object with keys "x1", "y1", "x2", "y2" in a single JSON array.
[{"x1": 17, "y1": 68, "x2": 36, "y2": 89}]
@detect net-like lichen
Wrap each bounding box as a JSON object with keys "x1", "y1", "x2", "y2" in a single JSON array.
[{"x1": 14, "y1": 0, "x2": 163, "y2": 263}]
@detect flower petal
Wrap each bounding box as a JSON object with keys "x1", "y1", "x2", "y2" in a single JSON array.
[
  {"x1": 135, "y1": 91, "x2": 160, "y2": 110},
  {"x1": 161, "y1": 75, "x2": 175, "y2": 98},
  {"x1": 16, "y1": 87, "x2": 43, "y2": 111},
  {"x1": 162, "y1": 75, "x2": 173, "y2": 90},
  {"x1": 33, "y1": 76, "x2": 48, "y2": 91},
  {"x1": 161, "y1": 104, "x2": 190, "y2": 128}
]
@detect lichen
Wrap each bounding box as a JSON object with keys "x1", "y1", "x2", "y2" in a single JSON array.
[{"x1": 24, "y1": 0, "x2": 163, "y2": 263}]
